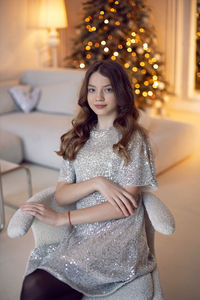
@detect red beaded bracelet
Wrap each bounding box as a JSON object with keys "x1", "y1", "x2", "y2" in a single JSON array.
[{"x1": 68, "y1": 211, "x2": 72, "y2": 226}]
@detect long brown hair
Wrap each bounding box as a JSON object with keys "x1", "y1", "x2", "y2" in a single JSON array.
[{"x1": 56, "y1": 60, "x2": 146, "y2": 165}]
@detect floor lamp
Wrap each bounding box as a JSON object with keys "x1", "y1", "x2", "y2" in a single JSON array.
[{"x1": 38, "y1": 0, "x2": 68, "y2": 67}]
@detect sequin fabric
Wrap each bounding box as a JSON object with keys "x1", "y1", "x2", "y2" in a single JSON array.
[{"x1": 25, "y1": 126, "x2": 158, "y2": 297}]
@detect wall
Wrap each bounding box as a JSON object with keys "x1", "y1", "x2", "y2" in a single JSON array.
[{"x1": 0, "y1": 0, "x2": 168, "y2": 82}]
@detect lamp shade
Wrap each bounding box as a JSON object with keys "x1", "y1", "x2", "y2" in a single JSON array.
[{"x1": 38, "y1": 0, "x2": 68, "y2": 29}]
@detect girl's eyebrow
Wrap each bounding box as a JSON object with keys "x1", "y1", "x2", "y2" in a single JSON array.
[{"x1": 88, "y1": 84, "x2": 112, "y2": 87}]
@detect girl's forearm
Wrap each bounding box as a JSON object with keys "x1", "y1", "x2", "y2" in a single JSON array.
[
  {"x1": 55, "y1": 177, "x2": 99, "y2": 205},
  {"x1": 58, "y1": 201, "x2": 127, "y2": 226}
]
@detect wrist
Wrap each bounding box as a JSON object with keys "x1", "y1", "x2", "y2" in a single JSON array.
[
  {"x1": 93, "y1": 176, "x2": 103, "y2": 192},
  {"x1": 55, "y1": 212, "x2": 69, "y2": 227}
]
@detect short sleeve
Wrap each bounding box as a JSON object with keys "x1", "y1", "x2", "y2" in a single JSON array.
[
  {"x1": 57, "y1": 158, "x2": 76, "y2": 183},
  {"x1": 118, "y1": 131, "x2": 158, "y2": 191}
]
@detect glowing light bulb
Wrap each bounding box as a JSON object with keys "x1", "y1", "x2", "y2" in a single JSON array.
[
  {"x1": 140, "y1": 62, "x2": 145, "y2": 67},
  {"x1": 113, "y1": 51, "x2": 119, "y2": 56},
  {"x1": 142, "y1": 91, "x2": 148, "y2": 97},
  {"x1": 85, "y1": 46, "x2": 91, "y2": 50},
  {"x1": 127, "y1": 48, "x2": 132, "y2": 52},
  {"x1": 144, "y1": 81, "x2": 149, "y2": 86},
  {"x1": 148, "y1": 91, "x2": 153, "y2": 96},
  {"x1": 80, "y1": 63, "x2": 85, "y2": 69},
  {"x1": 143, "y1": 43, "x2": 148, "y2": 50},
  {"x1": 104, "y1": 19, "x2": 109, "y2": 24},
  {"x1": 124, "y1": 63, "x2": 130, "y2": 68},
  {"x1": 101, "y1": 40, "x2": 106, "y2": 45},
  {"x1": 100, "y1": 11, "x2": 104, "y2": 15},
  {"x1": 104, "y1": 47, "x2": 109, "y2": 52},
  {"x1": 153, "y1": 81, "x2": 158, "y2": 88},
  {"x1": 153, "y1": 64, "x2": 158, "y2": 69},
  {"x1": 135, "y1": 89, "x2": 140, "y2": 95},
  {"x1": 132, "y1": 67, "x2": 138, "y2": 72},
  {"x1": 111, "y1": 56, "x2": 116, "y2": 61}
]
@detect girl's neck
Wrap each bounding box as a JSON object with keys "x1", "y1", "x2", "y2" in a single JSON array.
[{"x1": 96, "y1": 115, "x2": 116, "y2": 130}]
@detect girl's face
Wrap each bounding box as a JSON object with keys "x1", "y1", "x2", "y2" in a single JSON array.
[{"x1": 87, "y1": 72, "x2": 118, "y2": 118}]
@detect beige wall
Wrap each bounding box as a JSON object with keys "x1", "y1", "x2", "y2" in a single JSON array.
[{"x1": 0, "y1": 0, "x2": 167, "y2": 81}]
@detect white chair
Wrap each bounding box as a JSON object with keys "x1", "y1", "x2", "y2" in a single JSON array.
[{"x1": 7, "y1": 187, "x2": 175, "y2": 300}]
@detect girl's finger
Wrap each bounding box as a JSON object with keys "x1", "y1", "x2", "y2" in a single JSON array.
[
  {"x1": 112, "y1": 196, "x2": 130, "y2": 216},
  {"x1": 116, "y1": 194, "x2": 134, "y2": 215},
  {"x1": 121, "y1": 191, "x2": 138, "y2": 208}
]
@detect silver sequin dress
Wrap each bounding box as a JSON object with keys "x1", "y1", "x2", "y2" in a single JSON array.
[{"x1": 25, "y1": 126, "x2": 158, "y2": 297}]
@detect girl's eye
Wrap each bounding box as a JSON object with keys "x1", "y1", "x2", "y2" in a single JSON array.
[
  {"x1": 105, "y1": 87, "x2": 113, "y2": 93},
  {"x1": 88, "y1": 88, "x2": 95, "y2": 93}
]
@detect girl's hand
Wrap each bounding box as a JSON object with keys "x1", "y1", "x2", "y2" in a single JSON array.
[
  {"x1": 96, "y1": 177, "x2": 138, "y2": 216},
  {"x1": 20, "y1": 203, "x2": 66, "y2": 227}
]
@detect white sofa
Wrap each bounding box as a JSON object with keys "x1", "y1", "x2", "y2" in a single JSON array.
[{"x1": 0, "y1": 68, "x2": 199, "y2": 174}]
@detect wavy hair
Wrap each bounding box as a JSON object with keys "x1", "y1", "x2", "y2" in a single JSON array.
[{"x1": 56, "y1": 60, "x2": 146, "y2": 165}]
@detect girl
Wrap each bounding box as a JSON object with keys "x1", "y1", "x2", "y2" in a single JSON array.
[{"x1": 21, "y1": 60, "x2": 158, "y2": 300}]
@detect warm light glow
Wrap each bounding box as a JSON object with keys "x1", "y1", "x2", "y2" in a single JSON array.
[
  {"x1": 140, "y1": 62, "x2": 145, "y2": 67},
  {"x1": 127, "y1": 48, "x2": 132, "y2": 52},
  {"x1": 85, "y1": 46, "x2": 91, "y2": 50},
  {"x1": 143, "y1": 43, "x2": 148, "y2": 50},
  {"x1": 80, "y1": 63, "x2": 85, "y2": 69},
  {"x1": 144, "y1": 81, "x2": 149, "y2": 86},
  {"x1": 124, "y1": 63, "x2": 130, "y2": 68},
  {"x1": 148, "y1": 91, "x2": 153, "y2": 96},
  {"x1": 142, "y1": 91, "x2": 148, "y2": 97},
  {"x1": 139, "y1": 28, "x2": 145, "y2": 33},
  {"x1": 153, "y1": 75, "x2": 158, "y2": 80},
  {"x1": 104, "y1": 47, "x2": 109, "y2": 52},
  {"x1": 94, "y1": 43, "x2": 100, "y2": 47},
  {"x1": 132, "y1": 67, "x2": 138, "y2": 72},
  {"x1": 131, "y1": 32, "x2": 136, "y2": 37},
  {"x1": 118, "y1": 44, "x2": 123, "y2": 49},
  {"x1": 126, "y1": 41, "x2": 131, "y2": 46},
  {"x1": 111, "y1": 56, "x2": 116, "y2": 60},
  {"x1": 100, "y1": 10, "x2": 105, "y2": 15},
  {"x1": 38, "y1": 0, "x2": 68, "y2": 29},
  {"x1": 135, "y1": 89, "x2": 140, "y2": 94},
  {"x1": 88, "y1": 41, "x2": 93, "y2": 46},
  {"x1": 153, "y1": 81, "x2": 158, "y2": 88},
  {"x1": 115, "y1": 21, "x2": 120, "y2": 26},
  {"x1": 104, "y1": 19, "x2": 109, "y2": 24},
  {"x1": 113, "y1": 51, "x2": 119, "y2": 56},
  {"x1": 153, "y1": 64, "x2": 159, "y2": 69},
  {"x1": 101, "y1": 40, "x2": 106, "y2": 45},
  {"x1": 135, "y1": 83, "x2": 140, "y2": 88}
]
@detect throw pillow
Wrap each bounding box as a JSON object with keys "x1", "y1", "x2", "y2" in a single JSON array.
[
  {"x1": 37, "y1": 81, "x2": 81, "y2": 115},
  {"x1": 9, "y1": 85, "x2": 40, "y2": 113}
]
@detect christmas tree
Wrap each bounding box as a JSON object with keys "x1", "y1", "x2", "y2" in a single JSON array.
[{"x1": 67, "y1": 0, "x2": 167, "y2": 109}]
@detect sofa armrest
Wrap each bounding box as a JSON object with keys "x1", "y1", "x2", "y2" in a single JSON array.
[{"x1": 143, "y1": 192, "x2": 175, "y2": 235}]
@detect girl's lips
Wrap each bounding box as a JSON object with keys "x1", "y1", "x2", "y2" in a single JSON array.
[{"x1": 94, "y1": 105, "x2": 107, "y2": 109}]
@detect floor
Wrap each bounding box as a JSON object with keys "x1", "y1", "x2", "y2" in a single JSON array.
[{"x1": 0, "y1": 109, "x2": 200, "y2": 300}]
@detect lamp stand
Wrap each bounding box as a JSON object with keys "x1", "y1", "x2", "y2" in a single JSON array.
[{"x1": 48, "y1": 28, "x2": 60, "y2": 67}]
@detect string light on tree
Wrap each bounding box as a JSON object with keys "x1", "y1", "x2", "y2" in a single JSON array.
[{"x1": 68, "y1": 0, "x2": 167, "y2": 109}]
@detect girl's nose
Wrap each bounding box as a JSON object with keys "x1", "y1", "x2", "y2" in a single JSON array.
[{"x1": 96, "y1": 89, "x2": 104, "y2": 101}]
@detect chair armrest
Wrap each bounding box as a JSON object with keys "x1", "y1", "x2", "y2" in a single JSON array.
[
  {"x1": 7, "y1": 186, "x2": 56, "y2": 238},
  {"x1": 143, "y1": 192, "x2": 175, "y2": 235}
]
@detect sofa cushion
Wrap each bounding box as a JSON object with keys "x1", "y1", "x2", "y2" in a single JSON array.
[
  {"x1": 0, "y1": 80, "x2": 20, "y2": 114},
  {"x1": 0, "y1": 130, "x2": 24, "y2": 163},
  {"x1": 149, "y1": 118, "x2": 199, "y2": 174},
  {"x1": 0, "y1": 112, "x2": 73, "y2": 169},
  {"x1": 0, "y1": 112, "x2": 198, "y2": 172},
  {"x1": 37, "y1": 81, "x2": 81, "y2": 115},
  {"x1": 20, "y1": 68, "x2": 85, "y2": 87}
]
